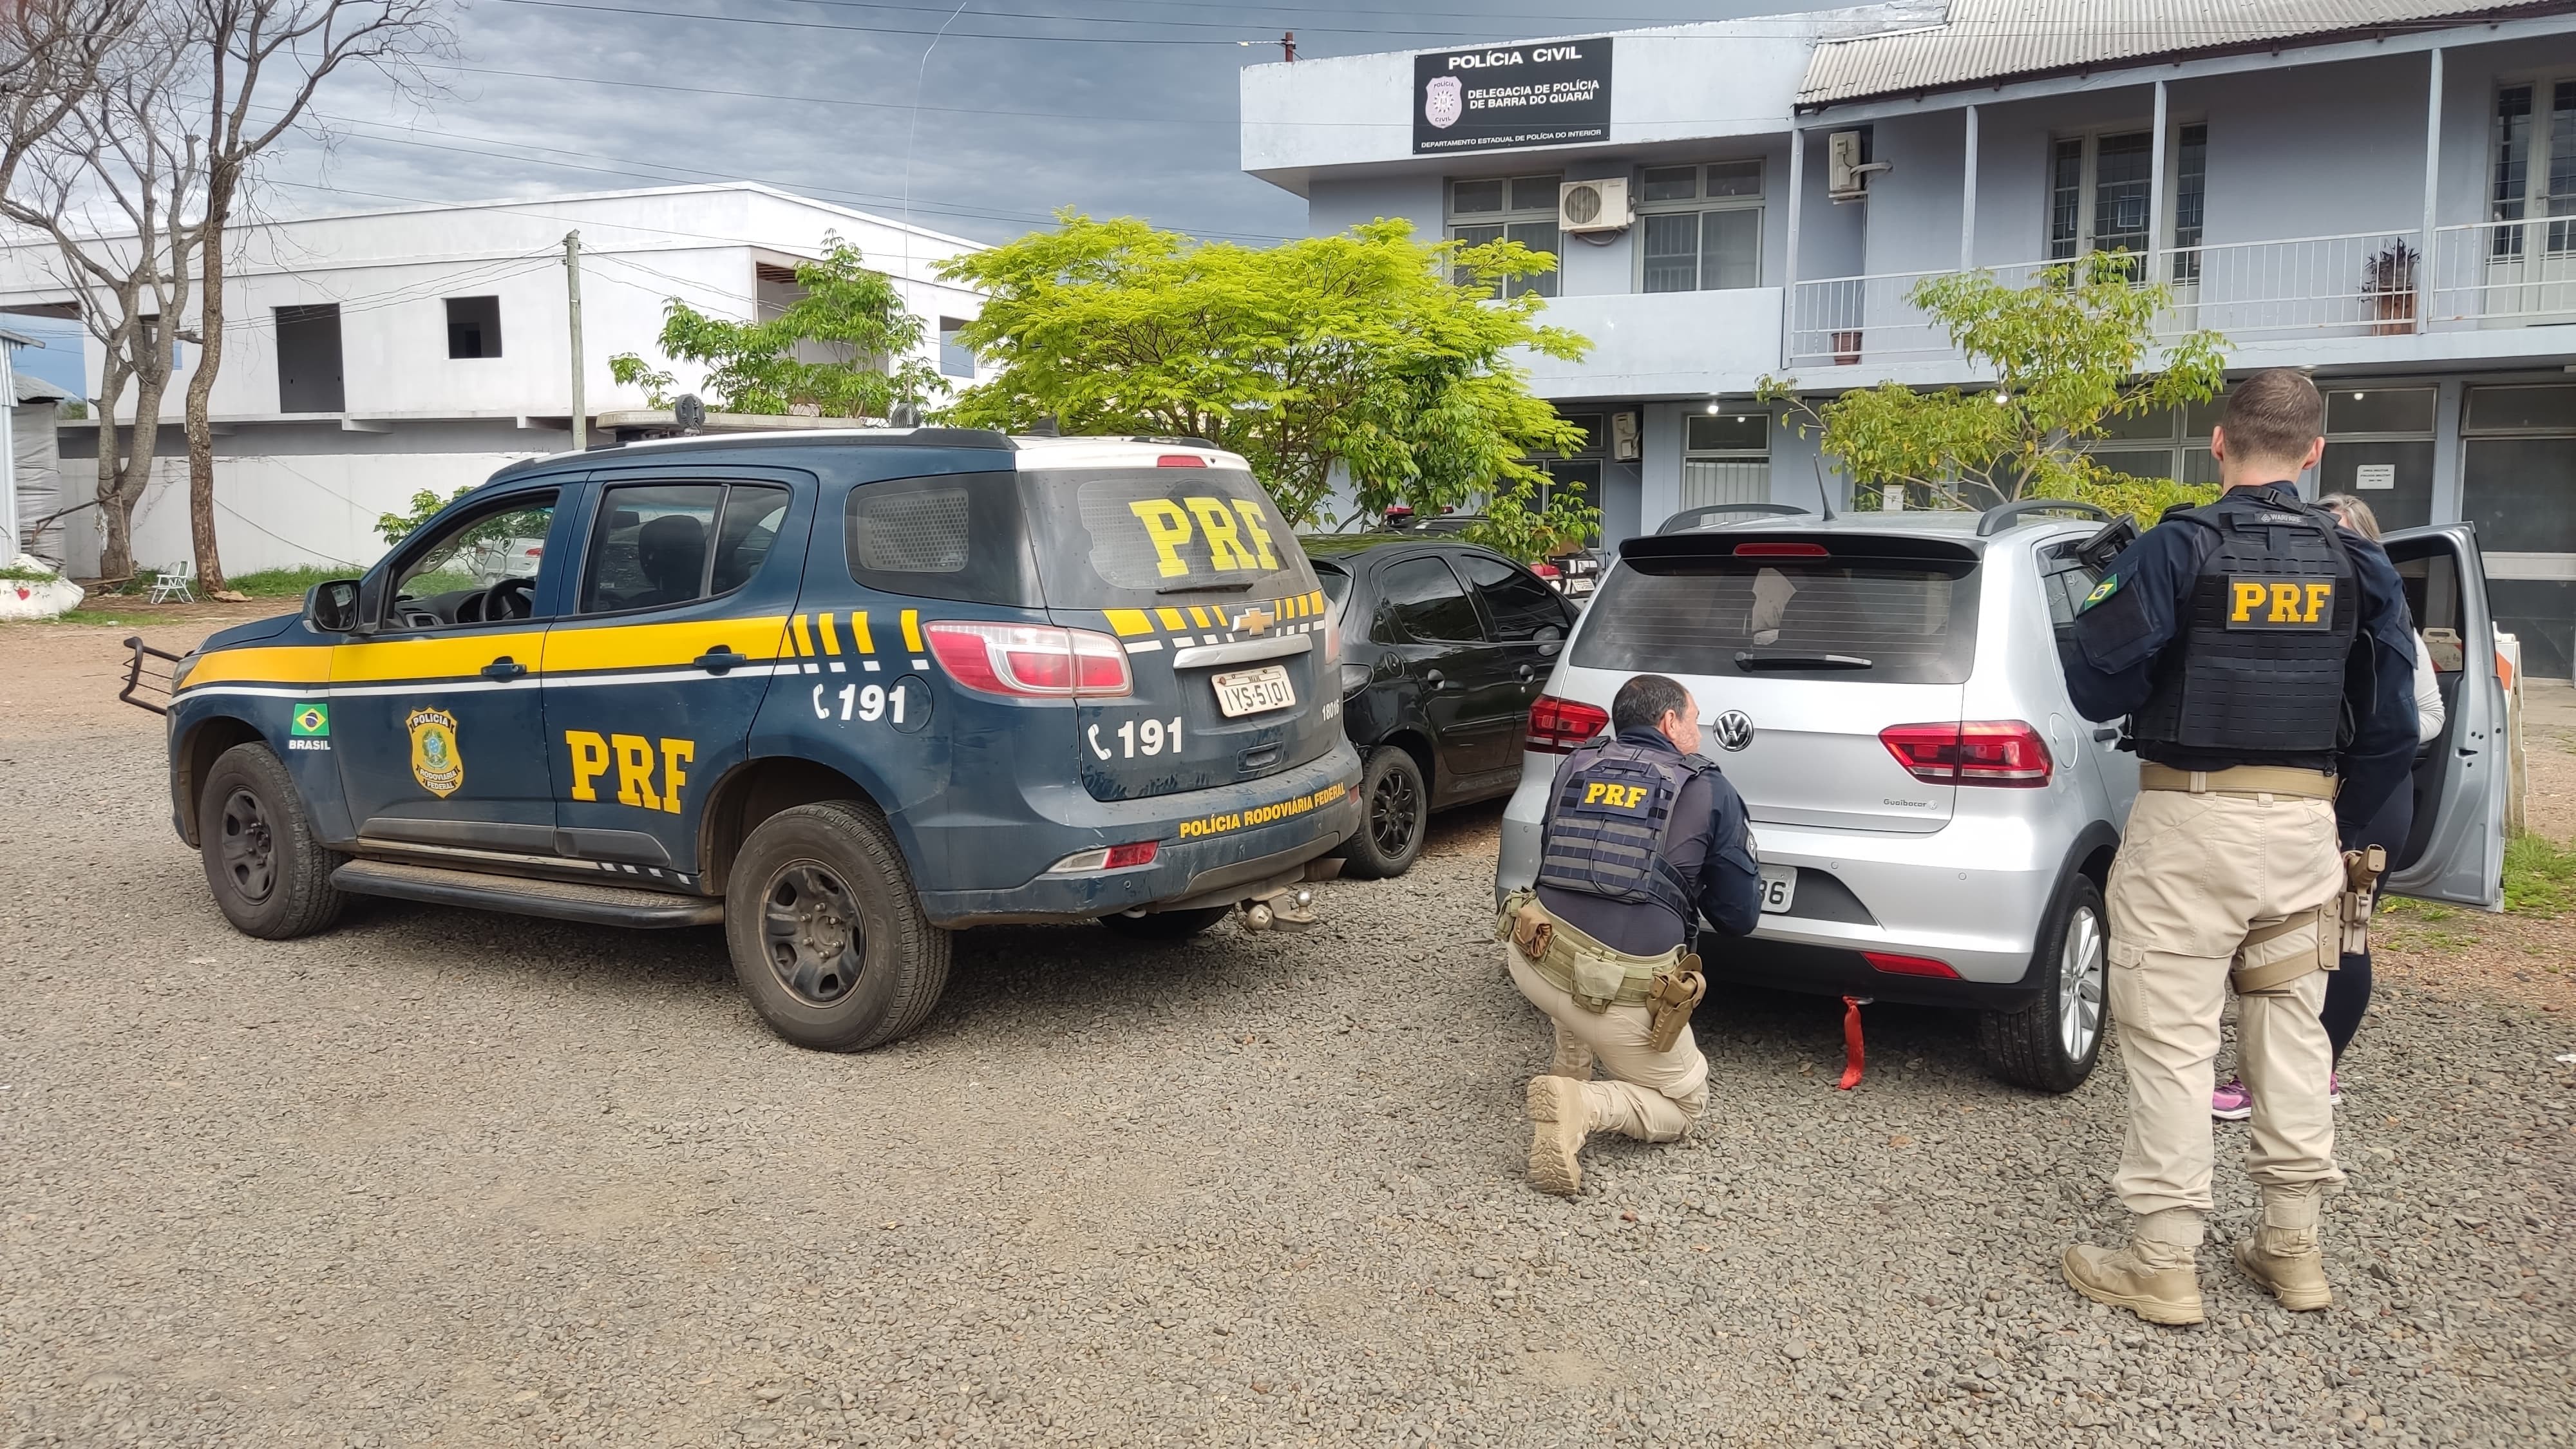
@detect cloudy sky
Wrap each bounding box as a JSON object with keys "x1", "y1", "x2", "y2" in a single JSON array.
[
  {"x1": 261, "y1": 0, "x2": 1841, "y2": 243},
  {"x1": 12, "y1": 0, "x2": 1841, "y2": 392}
]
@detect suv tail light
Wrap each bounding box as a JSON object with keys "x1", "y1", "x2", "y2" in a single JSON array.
[
  {"x1": 1527, "y1": 694, "x2": 1609, "y2": 754},
  {"x1": 925, "y1": 621, "x2": 1133, "y2": 698},
  {"x1": 1878, "y1": 720, "x2": 2052, "y2": 787}
]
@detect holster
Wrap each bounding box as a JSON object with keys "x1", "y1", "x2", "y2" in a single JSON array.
[
  {"x1": 2340, "y1": 845, "x2": 2388, "y2": 957},
  {"x1": 2231, "y1": 896, "x2": 2341, "y2": 994},
  {"x1": 1645, "y1": 954, "x2": 1705, "y2": 1053}
]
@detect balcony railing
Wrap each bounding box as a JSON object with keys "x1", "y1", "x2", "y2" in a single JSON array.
[
  {"x1": 1788, "y1": 229, "x2": 2434, "y2": 369},
  {"x1": 2429, "y1": 218, "x2": 2576, "y2": 325}
]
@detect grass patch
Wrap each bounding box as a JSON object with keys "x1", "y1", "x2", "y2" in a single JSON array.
[
  {"x1": 225, "y1": 566, "x2": 349, "y2": 599},
  {"x1": 2504, "y1": 833, "x2": 2576, "y2": 917},
  {"x1": 46, "y1": 608, "x2": 160, "y2": 627}
]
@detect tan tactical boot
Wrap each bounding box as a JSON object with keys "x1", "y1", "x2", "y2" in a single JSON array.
[
  {"x1": 2235, "y1": 1185, "x2": 2332, "y2": 1311},
  {"x1": 1525, "y1": 1075, "x2": 1590, "y2": 1197},
  {"x1": 1548, "y1": 1029, "x2": 1595, "y2": 1081},
  {"x1": 2061, "y1": 1208, "x2": 2206, "y2": 1326}
]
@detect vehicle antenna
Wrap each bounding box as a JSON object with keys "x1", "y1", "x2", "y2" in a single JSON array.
[{"x1": 1809, "y1": 454, "x2": 1839, "y2": 520}]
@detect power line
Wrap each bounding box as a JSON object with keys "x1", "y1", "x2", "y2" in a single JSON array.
[{"x1": 496, "y1": 0, "x2": 1253, "y2": 44}]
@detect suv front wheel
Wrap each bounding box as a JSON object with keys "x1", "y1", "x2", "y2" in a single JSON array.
[
  {"x1": 725, "y1": 802, "x2": 951, "y2": 1052},
  {"x1": 1977, "y1": 873, "x2": 2107, "y2": 1094}
]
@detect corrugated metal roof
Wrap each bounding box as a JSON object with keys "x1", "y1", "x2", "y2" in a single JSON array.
[{"x1": 1799, "y1": 0, "x2": 2569, "y2": 106}]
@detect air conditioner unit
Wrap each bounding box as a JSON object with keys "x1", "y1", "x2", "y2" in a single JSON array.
[
  {"x1": 1558, "y1": 177, "x2": 1632, "y2": 234},
  {"x1": 1828, "y1": 129, "x2": 1891, "y2": 202},
  {"x1": 1609, "y1": 410, "x2": 1641, "y2": 462}
]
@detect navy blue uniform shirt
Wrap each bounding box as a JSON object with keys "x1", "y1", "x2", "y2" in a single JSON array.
[
  {"x1": 1535, "y1": 726, "x2": 1765, "y2": 956},
  {"x1": 2063, "y1": 481, "x2": 2419, "y2": 837}
]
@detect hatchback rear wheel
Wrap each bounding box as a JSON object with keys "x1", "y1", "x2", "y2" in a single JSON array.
[
  {"x1": 725, "y1": 801, "x2": 950, "y2": 1052},
  {"x1": 1336, "y1": 745, "x2": 1427, "y2": 880},
  {"x1": 1978, "y1": 873, "x2": 2107, "y2": 1094}
]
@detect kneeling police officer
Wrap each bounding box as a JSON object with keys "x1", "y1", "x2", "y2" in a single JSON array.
[
  {"x1": 1500, "y1": 674, "x2": 1762, "y2": 1195},
  {"x1": 2061, "y1": 369, "x2": 2418, "y2": 1323}
]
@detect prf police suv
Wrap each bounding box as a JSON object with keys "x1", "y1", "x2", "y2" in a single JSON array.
[{"x1": 139, "y1": 432, "x2": 1361, "y2": 1050}]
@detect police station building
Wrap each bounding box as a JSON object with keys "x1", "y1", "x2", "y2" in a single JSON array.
[{"x1": 1239, "y1": 0, "x2": 2576, "y2": 677}]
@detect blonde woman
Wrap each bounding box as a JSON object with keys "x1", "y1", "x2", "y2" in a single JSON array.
[{"x1": 2211, "y1": 491, "x2": 2440, "y2": 1120}]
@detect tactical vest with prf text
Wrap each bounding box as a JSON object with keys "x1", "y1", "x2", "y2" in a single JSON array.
[
  {"x1": 1535, "y1": 738, "x2": 1715, "y2": 920},
  {"x1": 2129, "y1": 491, "x2": 2360, "y2": 760}
]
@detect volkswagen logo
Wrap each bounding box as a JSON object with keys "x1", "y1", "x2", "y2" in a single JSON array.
[{"x1": 1711, "y1": 710, "x2": 1756, "y2": 752}]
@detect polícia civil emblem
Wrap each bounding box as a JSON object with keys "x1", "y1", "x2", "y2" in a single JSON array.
[
  {"x1": 1425, "y1": 75, "x2": 1463, "y2": 129},
  {"x1": 406, "y1": 707, "x2": 464, "y2": 798}
]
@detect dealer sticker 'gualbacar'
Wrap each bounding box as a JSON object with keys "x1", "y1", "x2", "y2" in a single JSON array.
[
  {"x1": 406, "y1": 707, "x2": 464, "y2": 798},
  {"x1": 1175, "y1": 781, "x2": 1349, "y2": 840}
]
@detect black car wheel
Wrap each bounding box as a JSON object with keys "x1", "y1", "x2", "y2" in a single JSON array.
[
  {"x1": 198, "y1": 741, "x2": 346, "y2": 939},
  {"x1": 725, "y1": 800, "x2": 950, "y2": 1052},
  {"x1": 1337, "y1": 745, "x2": 1428, "y2": 880},
  {"x1": 1099, "y1": 905, "x2": 1231, "y2": 940},
  {"x1": 1978, "y1": 873, "x2": 2108, "y2": 1094}
]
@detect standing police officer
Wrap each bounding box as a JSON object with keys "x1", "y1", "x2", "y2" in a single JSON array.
[
  {"x1": 2061, "y1": 369, "x2": 2418, "y2": 1325},
  {"x1": 1500, "y1": 674, "x2": 1763, "y2": 1196}
]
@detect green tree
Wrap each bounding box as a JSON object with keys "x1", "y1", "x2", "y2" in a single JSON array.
[
  {"x1": 936, "y1": 213, "x2": 1595, "y2": 553},
  {"x1": 608, "y1": 234, "x2": 943, "y2": 419},
  {"x1": 1759, "y1": 251, "x2": 2230, "y2": 522}
]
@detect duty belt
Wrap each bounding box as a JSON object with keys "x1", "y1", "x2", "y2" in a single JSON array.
[
  {"x1": 1495, "y1": 889, "x2": 1680, "y2": 1009},
  {"x1": 2139, "y1": 762, "x2": 2338, "y2": 800}
]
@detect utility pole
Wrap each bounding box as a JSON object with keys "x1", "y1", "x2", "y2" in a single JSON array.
[
  {"x1": 1281, "y1": 30, "x2": 1295, "y2": 61},
  {"x1": 564, "y1": 231, "x2": 587, "y2": 451}
]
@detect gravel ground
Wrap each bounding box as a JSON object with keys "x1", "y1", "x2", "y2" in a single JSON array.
[{"x1": 4, "y1": 695, "x2": 2574, "y2": 1446}]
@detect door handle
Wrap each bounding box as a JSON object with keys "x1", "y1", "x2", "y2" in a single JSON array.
[
  {"x1": 481, "y1": 656, "x2": 527, "y2": 681},
  {"x1": 1517, "y1": 664, "x2": 1536, "y2": 681},
  {"x1": 2092, "y1": 726, "x2": 2119, "y2": 743},
  {"x1": 693, "y1": 647, "x2": 744, "y2": 674},
  {"x1": 1425, "y1": 668, "x2": 1454, "y2": 692}
]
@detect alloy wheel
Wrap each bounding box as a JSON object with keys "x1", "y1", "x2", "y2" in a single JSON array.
[
  {"x1": 1369, "y1": 762, "x2": 1421, "y2": 857},
  {"x1": 761, "y1": 862, "x2": 865, "y2": 1006},
  {"x1": 218, "y1": 787, "x2": 277, "y2": 904},
  {"x1": 2058, "y1": 904, "x2": 2105, "y2": 1061}
]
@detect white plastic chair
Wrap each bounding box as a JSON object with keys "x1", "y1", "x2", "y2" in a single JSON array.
[{"x1": 146, "y1": 567, "x2": 194, "y2": 604}]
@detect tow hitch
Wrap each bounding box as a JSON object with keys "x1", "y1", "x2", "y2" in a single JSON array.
[{"x1": 1238, "y1": 857, "x2": 1343, "y2": 933}]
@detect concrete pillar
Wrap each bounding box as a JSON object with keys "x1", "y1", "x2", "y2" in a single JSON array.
[
  {"x1": 1640, "y1": 401, "x2": 1684, "y2": 531},
  {"x1": 2431, "y1": 376, "x2": 2465, "y2": 525}
]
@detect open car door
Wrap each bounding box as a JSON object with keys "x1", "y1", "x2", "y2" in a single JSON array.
[{"x1": 2380, "y1": 524, "x2": 2508, "y2": 910}]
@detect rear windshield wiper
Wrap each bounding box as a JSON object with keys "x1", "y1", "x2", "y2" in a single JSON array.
[
  {"x1": 1155, "y1": 578, "x2": 1258, "y2": 594},
  {"x1": 1734, "y1": 651, "x2": 1873, "y2": 670}
]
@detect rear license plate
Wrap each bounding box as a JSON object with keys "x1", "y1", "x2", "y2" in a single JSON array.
[
  {"x1": 1212, "y1": 665, "x2": 1296, "y2": 718},
  {"x1": 1757, "y1": 864, "x2": 1797, "y2": 914}
]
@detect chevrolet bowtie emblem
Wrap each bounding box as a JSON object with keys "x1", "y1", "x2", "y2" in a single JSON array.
[{"x1": 1236, "y1": 606, "x2": 1275, "y2": 636}]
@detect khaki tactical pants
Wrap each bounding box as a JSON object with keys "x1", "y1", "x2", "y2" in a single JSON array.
[
  {"x1": 2106, "y1": 786, "x2": 2345, "y2": 1216},
  {"x1": 1504, "y1": 944, "x2": 1709, "y2": 1141}
]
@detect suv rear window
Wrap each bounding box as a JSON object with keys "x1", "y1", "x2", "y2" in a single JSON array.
[
  {"x1": 1575, "y1": 540, "x2": 1981, "y2": 685},
  {"x1": 1021, "y1": 466, "x2": 1316, "y2": 607}
]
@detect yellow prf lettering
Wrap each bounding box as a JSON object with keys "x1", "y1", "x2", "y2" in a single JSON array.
[
  {"x1": 1230, "y1": 498, "x2": 1280, "y2": 569},
  {"x1": 612, "y1": 734, "x2": 660, "y2": 810},
  {"x1": 1625, "y1": 785, "x2": 1648, "y2": 808},
  {"x1": 565, "y1": 730, "x2": 612, "y2": 802},
  {"x1": 2269, "y1": 582, "x2": 2302, "y2": 623},
  {"x1": 1128, "y1": 499, "x2": 1195, "y2": 578},
  {"x1": 2231, "y1": 580, "x2": 2268, "y2": 622},
  {"x1": 2304, "y1": 582, "x2": 2332, "y2": 623},
  {"x1": 659, "y1": 737, "x2": 695, "y2": 814},
  {"x1": 1582, "y1": 781, "x2": 1607, "y2": 804},
  {"x1": 1185, "y1": 497, "x2": 1255, "y2": 571}
]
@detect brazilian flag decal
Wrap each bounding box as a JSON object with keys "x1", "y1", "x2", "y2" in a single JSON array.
[
  {"x1": 290, "y1": 701, "x2": 330, "y2": 737},
  {"x1": 2080, "y1": 574, "x2": 2119, "y2": 612}
]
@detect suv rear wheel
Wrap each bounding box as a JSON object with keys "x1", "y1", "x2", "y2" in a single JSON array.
[
  {"x1": 1337, "y1": 745, "x2": 1427, "y2": 880},
  {"x1": 199, "y1": 741, "x2": 346, "y2": 939},
  {"x1": 725, "y1": 801, "x2": 950, "y2": 1052},
  {"x1": 1978, "y1": 873, "x2": 2107, "y2": 1094}
]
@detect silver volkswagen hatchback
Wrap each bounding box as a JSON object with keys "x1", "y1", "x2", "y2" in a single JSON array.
[{"x1": 1497, "y1": 502, "x2": 2509, "y2": 1092}]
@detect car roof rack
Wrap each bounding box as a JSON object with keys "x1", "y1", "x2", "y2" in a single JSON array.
[
  {"x1": 1656, "y1": 502, "x2": 1816, "y2": 535},
  {"x1": 1975, "y1": 498, "x2": 2114, "y2": 536}
]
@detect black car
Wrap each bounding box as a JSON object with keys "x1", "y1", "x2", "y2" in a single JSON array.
[{"x1": 1302, "y1": 535, "x2": 1574, "y2": 878}]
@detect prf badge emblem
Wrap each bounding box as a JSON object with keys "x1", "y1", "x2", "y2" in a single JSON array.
[{"x1": 406, "y1": 707, "x2": 464, "y2": 798}]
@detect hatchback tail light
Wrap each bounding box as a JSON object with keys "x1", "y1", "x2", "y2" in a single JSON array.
[
  {"x1": 1878, "y1": 720, "x2": 2052, "y2": 787},
  {"x1": 1531, "y1": 562, "x2": 1562, "y2": 580},
  {"x1": 1526, "y1": 694, "x2": 1609, "y2": 754},
  {"x1": 925, "y1": 621, "x2": 1133, "y2": 698}
]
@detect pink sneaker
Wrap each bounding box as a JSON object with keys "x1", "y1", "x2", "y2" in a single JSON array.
[
  {"x1": 2211, "y1": 1075, "x2": 2252, "y2": 1121},
  {"x1": 2328, "y1": 1071, "x2": 2343, "y2": 1108}
]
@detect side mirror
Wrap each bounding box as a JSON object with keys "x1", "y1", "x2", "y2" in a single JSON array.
[
  {"x1": 305, "y1": 578, "x2": 362, "y2": 634},
  {"x1": 1535, "y1": 623, "x2": 1566, "y2": 658}
]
